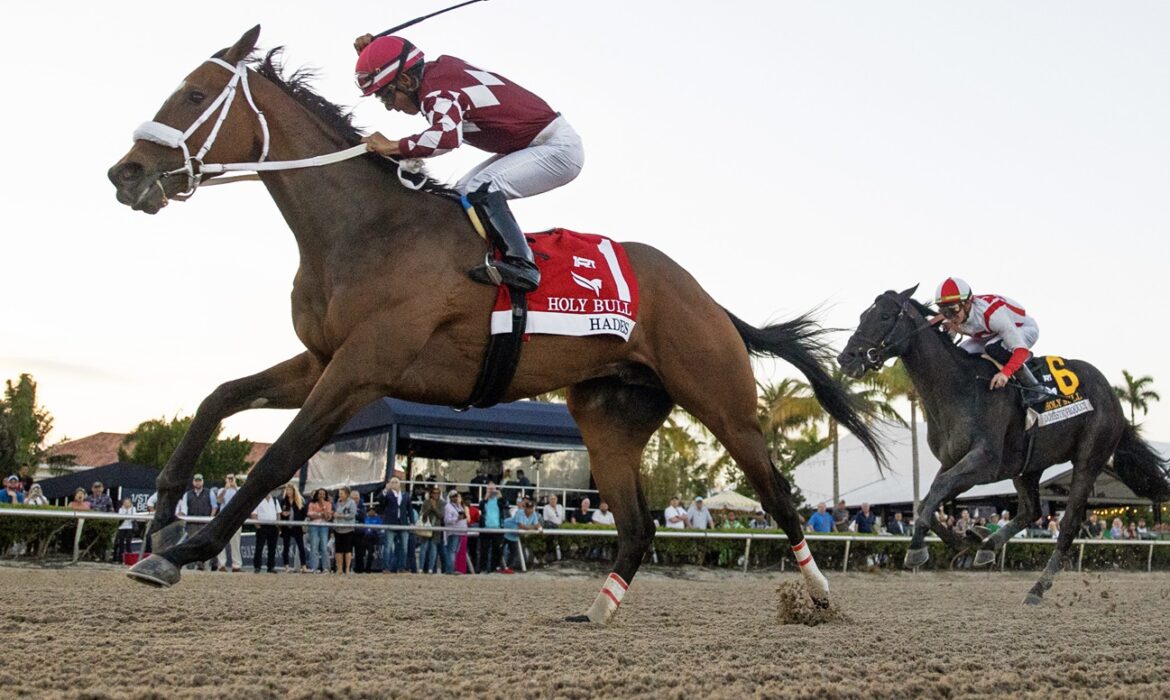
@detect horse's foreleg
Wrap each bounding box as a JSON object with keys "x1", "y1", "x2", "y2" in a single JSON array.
[
  {"x1": 564, "y1": 379, "x2": 672, "y2": 624},
  {"x1": 974, "y1": 472, "x2": 1041, "y2": 567},
  {"x1": 905, "y1": 448, "x2": 995, "y2": 568},
  {"x1": 146, "y1": 352, "x2": 323, "y2": 551},
  {"x1": 129, "y1": 357, "x2": 376, "y2": 587}
]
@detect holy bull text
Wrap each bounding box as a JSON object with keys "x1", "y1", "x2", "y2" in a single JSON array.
[{"x1": 546, "y1": 297, "x2": 632, "y2": 315}]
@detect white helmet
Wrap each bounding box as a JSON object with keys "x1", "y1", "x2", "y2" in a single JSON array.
[{"x1": 934, "y1": 277, "x2": 972, "y2": 306}]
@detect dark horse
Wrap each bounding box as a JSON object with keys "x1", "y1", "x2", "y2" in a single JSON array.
[
  {"x1": 106, "y1": 27, "x2": 883, "y2": 621},
  {"x1": 838, "y1": 286, "x2": 1170, "y2": 604}
]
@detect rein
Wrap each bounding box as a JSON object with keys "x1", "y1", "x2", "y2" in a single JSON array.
[
  {"x1": 858, "y1": 295, "x2": 940, "y2": 369},
  {"x1": 131, "y1": 58, "x2": 424, "y2": 205}
]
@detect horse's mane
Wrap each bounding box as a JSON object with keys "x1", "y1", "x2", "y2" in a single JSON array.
[
  {"x1": 903, "y1": 296, "x2": 983, "y2": 365},
  {"x1": 217, "y1": 47, "x2": 456, "y2": 197}
]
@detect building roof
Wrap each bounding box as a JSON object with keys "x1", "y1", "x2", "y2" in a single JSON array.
[
  {"x1": 793, "y1": 423, "x2": 1170, "y2": 508},
  {"x1": 44, "y1": 432, "x2": 126, "y2": 468},
  {"x1": 44, "y1": 432, "x2": 271, "y2": 470}
]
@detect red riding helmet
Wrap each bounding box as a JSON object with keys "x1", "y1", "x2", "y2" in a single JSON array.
[
  {"x1": 934, "y1": 277, "x2": 973, "y2": 305},
  {"x1": 355, "y1": 36, "x2": 425, "y2": 96}
]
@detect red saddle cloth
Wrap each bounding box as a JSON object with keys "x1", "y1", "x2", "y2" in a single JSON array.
[{"x1": 491, "y1": 228, "x2": 639, "y2": 340}]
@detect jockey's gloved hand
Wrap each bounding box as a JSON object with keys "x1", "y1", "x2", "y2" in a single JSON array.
[{"x1": 354, "y1": 34, "x2": 374, "y2": 54}]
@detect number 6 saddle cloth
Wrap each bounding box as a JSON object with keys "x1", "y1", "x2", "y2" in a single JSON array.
[{"x1": 1025, "y1": 355, "x2": 1095, "y2": 429}]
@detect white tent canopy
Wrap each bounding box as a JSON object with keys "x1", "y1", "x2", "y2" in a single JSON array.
[
  {"x1": 793, "y1": 423, "x2": 1169, "y2": 508},
  {"x1": 703, "y1": 490, "x2": 762, "y2": 512}
]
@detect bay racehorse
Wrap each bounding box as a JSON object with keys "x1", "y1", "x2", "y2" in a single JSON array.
[
  {"x1": 837, "y1": 286, "x2": 1170, "y2": 604},
  {"x1": 106, "y1": 26, "x2": 883, "y2": 622}
]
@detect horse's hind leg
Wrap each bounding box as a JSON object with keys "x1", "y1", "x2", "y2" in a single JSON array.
[
  {"x1": 974, "y1": 472, "x2": 1041, "y2": 567},
  {"x1": 144, "y1": 352, "x2": 322, "y2": 553},
  {"x1": 564, "y1": 378, "x2": 672, "y2": 624},
  {"x1": 1025, "y1": 449, "x2": 1110, "y2": 604}
]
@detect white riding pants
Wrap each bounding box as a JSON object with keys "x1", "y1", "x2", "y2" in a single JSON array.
[
  {"x1": 456, "y1": 115, "x2": 584, "y2": 199},
  {"x1": 959, "y1": 319, "x2": 1039, "y2": 355}
]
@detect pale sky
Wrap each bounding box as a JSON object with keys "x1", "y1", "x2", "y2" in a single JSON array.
[{"x1": 1, "y1": 1, "x2": 1168, "y2": 448}]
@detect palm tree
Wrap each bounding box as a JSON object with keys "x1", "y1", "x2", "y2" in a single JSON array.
[
  {"x1": 1113, "y1": 370, "x2": 1160, "y2": 427},
  {"x1": 826, "y1": 366, "x2": 905, "y2": 504},
  {"x1": 758, "y1": 378, "x2": 824, "y2": 462},
  {"x1": 874, "y1": 360, "x2": 923, "y2": 516}
]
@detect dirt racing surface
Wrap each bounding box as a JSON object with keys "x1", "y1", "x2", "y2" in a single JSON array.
[{"x1": 1, "y1": 564, "x2": 1168, "y2": 699}]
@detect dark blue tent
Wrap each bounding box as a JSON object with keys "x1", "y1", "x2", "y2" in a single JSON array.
[
  {"x1": 36, "y1": 462, "x2": 160, "y2": 502},
  {"x1": 301, "y1": 399, "x2": 586, "y2": 491},
  {"x1": 339, "y1": 398, "x2": 584, "y2": 461}
]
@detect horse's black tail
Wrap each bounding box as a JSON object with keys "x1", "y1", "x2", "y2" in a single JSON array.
[
  {"x1": 1112, "y1": 424, "x2": 1170, "y2": 501},
  {"x1": 724, "y1": 309, "x2": 887, "y2": 470}
]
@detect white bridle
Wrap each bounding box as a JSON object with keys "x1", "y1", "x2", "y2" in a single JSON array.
[{"x1": 130, "y1": 57, "x2": 423, "y2": 205}]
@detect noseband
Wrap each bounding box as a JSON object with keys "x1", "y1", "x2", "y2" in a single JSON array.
[
  {"x1": 855, "y1": 295, "x2": 935, "y2": 370},
  {"x1": 130, "y1": 58, "x2": 424, "y2": 205}
]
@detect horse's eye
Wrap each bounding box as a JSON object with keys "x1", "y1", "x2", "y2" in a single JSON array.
[{"x1": 187, "y1": 90, "x2": 206, "y2": 105}]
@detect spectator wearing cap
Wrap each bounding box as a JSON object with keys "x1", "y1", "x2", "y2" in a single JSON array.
[
  {"x1": 24, "y1": 484, "x2": 48, "y2": 506},
  {"x1": 176, "y1": 474, "x2": 218, "y2": 570},
  {"x1": 806, "y1": 503, "x2": 835, "y2": 533},
  {"x1": 750, "y1": 508, "x2": 770, "y2": 530},
  {"x1": 686, "y1": 496, "x2": 713, "y2": 530},
  {"x1": 664, "y1": 495, "x2": 689, "y2": 529},
  {"x1": 1, "y1": 476, "x2": 25, "y2": 504},
  {"x1": 501, "y1": 497, "x2": 541, "y2": 572},
  {"x1": 215, "y1": 474, "x2": 244, "y2": 572},
  {"x1": 86, "y1": 482, "x2": 114, "y2": 513},
  {"x1": 832, "y1": 499, "x2": 850, "y2": 532}
]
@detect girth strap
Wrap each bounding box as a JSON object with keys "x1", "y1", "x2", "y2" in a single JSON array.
[{"x1": 458, "y1": 287, "x2": 527, "y2": 409}]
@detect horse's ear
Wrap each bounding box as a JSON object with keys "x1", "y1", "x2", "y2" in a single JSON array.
[
  {"x1": 899, "y1": 284, "x2": 919, "y2": 299},
  {"x1": 223, "y1": 25, "x2": 261, "y2": 64}
]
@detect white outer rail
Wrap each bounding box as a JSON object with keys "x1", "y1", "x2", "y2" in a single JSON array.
[{"x1": 0, "y1": 508, "x2": 1166, "y2": 572}]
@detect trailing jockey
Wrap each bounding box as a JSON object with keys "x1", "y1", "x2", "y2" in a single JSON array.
[
  {"x1": 932, "y1": 277, "x2": 1053, "y2": 405},
  {"x1": 353, "y1": 34, "x2": 584, "y2": 292}
]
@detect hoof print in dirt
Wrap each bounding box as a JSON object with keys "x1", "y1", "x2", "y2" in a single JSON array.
[{"x1": 775, "y1": 581, "x2": 848, "y2": 626}]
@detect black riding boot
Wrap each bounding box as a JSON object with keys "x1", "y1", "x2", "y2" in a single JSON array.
[
  {"x1": 1014, "y1": 364, "x2": 1054, "y2": 406},
  {"x1": 466, "y1": 187, "x2": 541, "y2": 292}
]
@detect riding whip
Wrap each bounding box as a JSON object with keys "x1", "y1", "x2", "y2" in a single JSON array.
[{"x1": 376, "y1": 0, "x2": 489, "y2": 37}]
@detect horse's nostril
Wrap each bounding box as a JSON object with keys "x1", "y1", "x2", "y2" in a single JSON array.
[{"x1": 112, "y1": 162, "x2": 144, "y2": 186}]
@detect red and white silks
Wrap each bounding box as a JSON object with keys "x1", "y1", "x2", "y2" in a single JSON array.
[
  {"x1": 791, "y1": 539, "x2": 830, "y2": 600},
  {"x1": 585, "y1": 572, "x2": 629, "y2": 623}
]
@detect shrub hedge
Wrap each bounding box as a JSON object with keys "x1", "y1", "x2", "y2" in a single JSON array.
[{"x1": 0, "y1": 507, "x2": 120, "y2": 561}]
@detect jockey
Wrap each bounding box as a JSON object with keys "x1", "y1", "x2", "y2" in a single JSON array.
[
  {"x1": 932, "y1": 277, "x2": 1049, "y2": 398},
  {"x1": 353, "y1": 34, "x2": 585, "y2": 292}
]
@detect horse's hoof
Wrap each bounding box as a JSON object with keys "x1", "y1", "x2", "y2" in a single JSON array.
[
  {"x1": 150, "y1": 520, "x2": 186, "y2": 553},
  {"x1": 973, "y1": 549, "x2": 997, "y2": 567},
  {"x1": 904, "y1": 547, "x2": 929, "y2": 568},
  {"x1": 563, "y1": 614, "x2": 592, "y2": 623},
  {"x1": 127, "y1": 555, "x2": 181, "y2": 588},
  {"x1": 1023, "y1": 593, "x2": 1044, "y2": 606}
]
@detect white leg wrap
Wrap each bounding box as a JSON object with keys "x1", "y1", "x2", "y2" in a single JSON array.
[
  {"x1": 584, "y1": 573, "x2": 628, "y2": 623},
  {"x1": 792, "y1": 540, "x2": 830, "y2": 599}
]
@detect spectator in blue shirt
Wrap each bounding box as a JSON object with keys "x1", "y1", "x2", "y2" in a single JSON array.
[
  {"x1": 502, "y1": 498, "x2": 542, "y2": 573},
  {"x1": 806, "y1": 503, "x2": 835, "y2": 533},
  {"x1": 852, "y1": 502, "x2": 877, "y2": 534},
  {"x1": 477, "y1": 483, "x2": 507, "y2": 574},
  {"x1": 1, "y1": 476, "x2": 25, "y2": 504}
]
